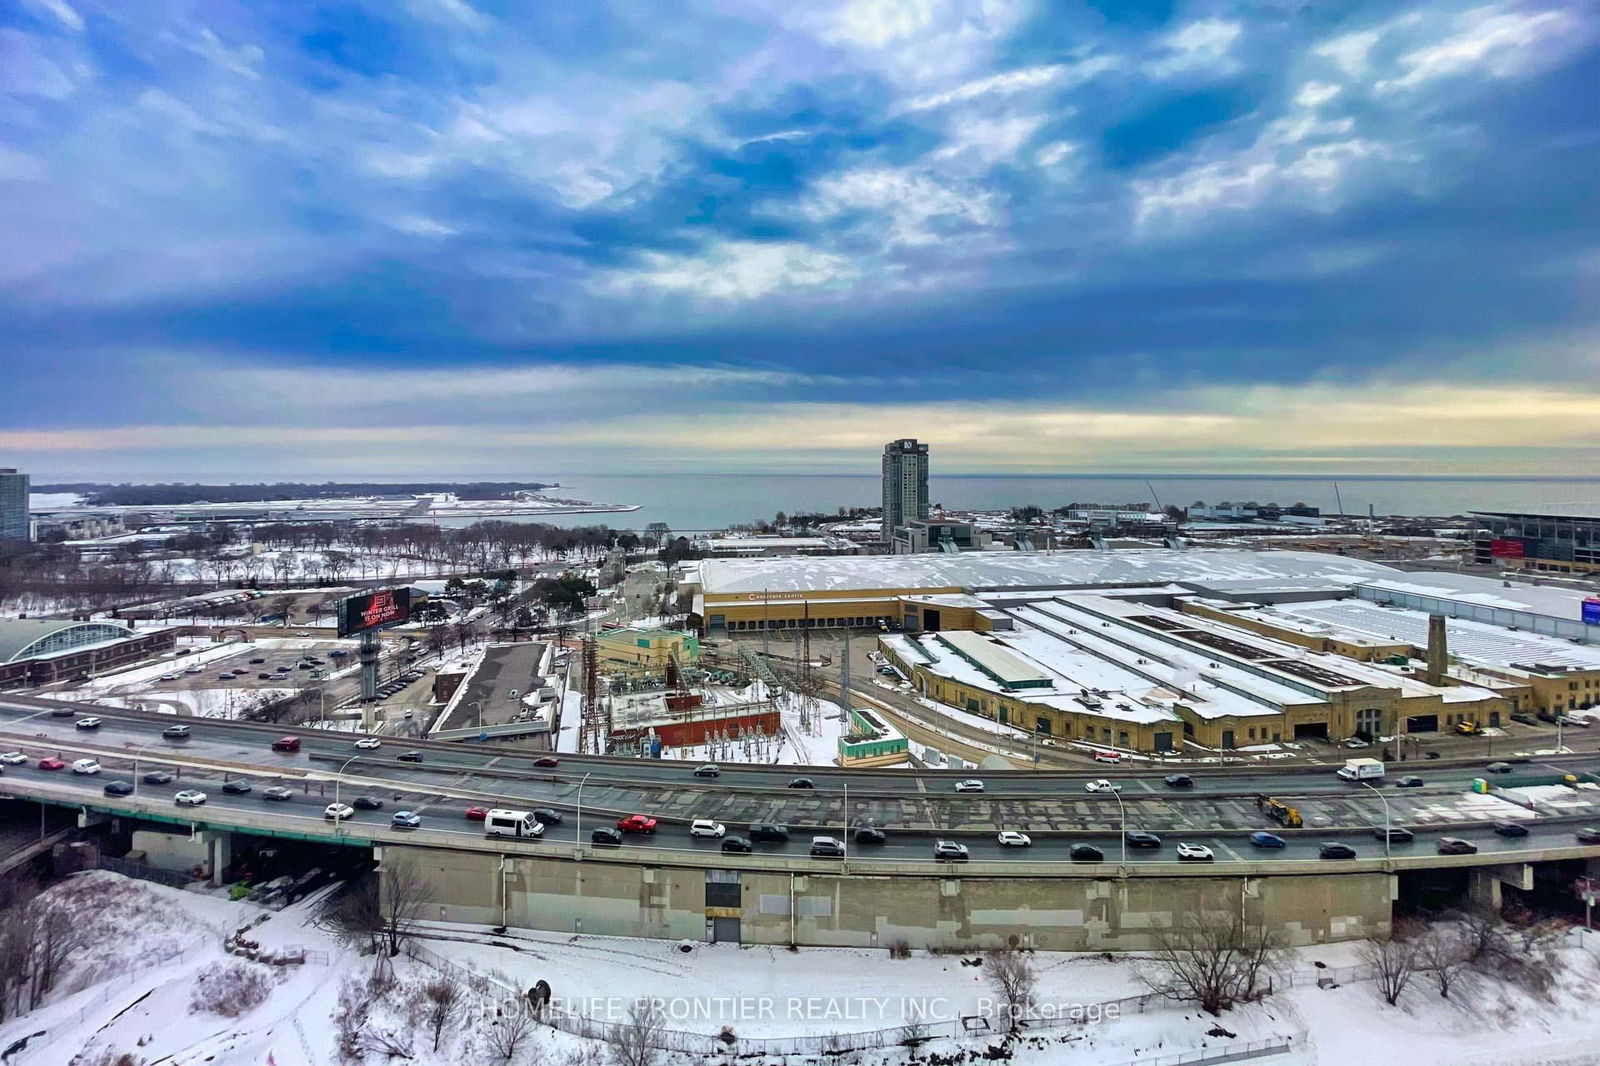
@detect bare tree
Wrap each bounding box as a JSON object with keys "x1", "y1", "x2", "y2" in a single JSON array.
[
  {"x1": 1141, "y1": 913, "x2": 1282, "y2": 1016},
  {"x1": 983, "y1": 947, "x2": 1037, "y2": 1032},
  {"x1": 379, "y1": 859, "x2": 434, "y2": 960},
  {"x1": 608, "y1": 1001, "x2": 665, "y2": 1066},
  {"x1": 1415, "y1": 924, "x2": 1472, "y2": 1000},
  {"x1": 424, "y1": 974, "x2": 464, "y2": 1052},
  {"x1": 1360, "y1": 933, "x2": 1419, "y2": 1006},
  {"x1": 486, "y1": 998, "x2": 538, "y2": 1062}
]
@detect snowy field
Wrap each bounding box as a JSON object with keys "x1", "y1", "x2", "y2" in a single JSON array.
[{"x1": 3, "y1": 871, "x2": 1599, "y2": 1066}]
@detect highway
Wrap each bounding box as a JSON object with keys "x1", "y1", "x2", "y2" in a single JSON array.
[{"x1": 4, "y1": 697, "x2": 1600, "y2": 869}]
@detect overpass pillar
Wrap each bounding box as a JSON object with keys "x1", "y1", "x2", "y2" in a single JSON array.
[
  {"x1": 1469, "y1": 863, "x2": 1533, "y2": 912},
  {"x1": 78, "y1": 809, "x2": 112, "y2": 829},
  {"x1": 200, "y1": 831, "x2": 233, "y2": 887}
]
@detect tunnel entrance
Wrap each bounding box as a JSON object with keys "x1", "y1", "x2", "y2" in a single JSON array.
[
  {"x1": 1396, "y1": 866, "x2": 1472, "y2": 917},
  {"x1": 1292, "y1": 722, "x2": 1329, "y2": 741}
]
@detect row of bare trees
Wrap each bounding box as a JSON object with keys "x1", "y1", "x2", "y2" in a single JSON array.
[{"x1": 0, "y1": 877, "x2": 83, "y2": 1023}]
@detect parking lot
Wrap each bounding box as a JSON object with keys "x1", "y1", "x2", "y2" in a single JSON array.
[{"x1": 150, "y1": 641, "x2": 355, "y2": 691}]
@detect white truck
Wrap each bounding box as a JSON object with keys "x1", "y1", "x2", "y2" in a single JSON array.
[{"x1": 1336, "y1": 757, "x2": 1386, "y2": 783}]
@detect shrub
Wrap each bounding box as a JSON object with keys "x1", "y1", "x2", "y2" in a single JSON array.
[{"x1": 188, "y1": 961, "x2": 272, "y2": 1018}]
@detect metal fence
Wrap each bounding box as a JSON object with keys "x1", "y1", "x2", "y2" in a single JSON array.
[
  {"x1": 1104, "y1": 1032, "x2": 1304, "y2": 1066},
  {"x1": 6, "y1": 944, "x2": 196, "y2": 1066},
  {"x1": 96, "y1": 853, "x2": 192, "y2": 890}
]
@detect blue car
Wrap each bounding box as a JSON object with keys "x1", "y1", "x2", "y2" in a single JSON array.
[
  {"x1": 391, "y1": 810, "x2": 422, "y2": 830},
  {"x1": 1250, "y1": 832, "x2": 1286, "y2": 848}
]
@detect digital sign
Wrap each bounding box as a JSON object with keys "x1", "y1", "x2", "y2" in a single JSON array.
[
  {"x1": 1489, "y1": 538, "x2": 1526, "y2": 559},
  {"x1": 1583, "y1": 598, "x2": 1600, "y2": 627},
  {"x1": 338, "y1": 587, "x2": 412, "y2": 637}
]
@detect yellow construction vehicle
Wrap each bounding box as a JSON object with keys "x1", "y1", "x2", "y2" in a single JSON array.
[
  {"x1": 1454, "y1": 721, "x2": 1483, "y2": 736},
  {"x1": 1264, "y1": 798, "x2": 1303, "y2": 828}
]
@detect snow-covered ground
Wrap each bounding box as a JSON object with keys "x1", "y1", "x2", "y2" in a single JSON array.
[{"x1": 5, "y1": 871, "x2": 1600, "y2": 1066}]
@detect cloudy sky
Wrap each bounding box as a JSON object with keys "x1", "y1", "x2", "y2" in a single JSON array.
[{"x1": 2, "y1": 0, "x2": 1598, "y2": 480}]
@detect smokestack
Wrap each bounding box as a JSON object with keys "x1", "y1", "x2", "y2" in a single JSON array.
[{"x1": 1426, "y1": 614, "x2": 1448, "y2": 686}]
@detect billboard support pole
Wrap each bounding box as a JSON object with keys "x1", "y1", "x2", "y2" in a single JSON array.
[{"x1": 360, "y1": 630, "x2": 379, "y2": 730}]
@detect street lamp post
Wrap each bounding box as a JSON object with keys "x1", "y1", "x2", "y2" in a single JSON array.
[
  {"x1": 1112, "y1": 789, "x2": 1127, "y2": 867},
  {"x1": 131, "y1": 742, "x2": 159, "y2": 801},
  {"x1": 575, "y1": 772, "x2": 592, "y2": 852},
  {"x1": 332, "y1": 755, "x2": 360, "y2": 829},
  {"x1": 843, "y1": 783, "x2": 849, "y2": 862},
  {"x1": 1359, "y1": 780, "x2": 1392, "y2": 859}
]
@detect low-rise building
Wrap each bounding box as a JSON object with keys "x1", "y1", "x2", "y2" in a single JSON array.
[{"x1": 596, "y1": 626, "x2": 700, "y2": 671}]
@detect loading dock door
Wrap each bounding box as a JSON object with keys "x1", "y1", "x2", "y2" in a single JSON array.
[
  {"x1": 923, "y1": 609, "x2": 942, "y2": 632},
  {"x1": 1293, "y1": 722, "x2": 1329, "y2": 740},
  {"x1": 712, "y1": 917, "x2": 741, "y2": 944},
  {"x1": 1406, "y1": 714, "x2": 1439, "y2": 734}
]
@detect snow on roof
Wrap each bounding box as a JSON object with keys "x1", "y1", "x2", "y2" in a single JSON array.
[
  {"x1": 1358, "y1": 572, "x2": 1593, "y2": 621},
  {"x1": 700, "y1": 549, "x2": 1396, "y2": 596}
]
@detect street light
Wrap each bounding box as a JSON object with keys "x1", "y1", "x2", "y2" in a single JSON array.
[
  {"x1": 131, "y1": 742, "x2": 160, "y2": 800},
  {"x1": 574, "y1": 771, "x2": 592, "y2": 851},
  {"x1": 842, "y1": 783, "x2": 849, "y2": 862},
  {"x1": 1359, "y1": 780, "x2": 1392, "y2": 859},
  {"x1": 1111, "y1": 788, "x2": 1128, "y2": 867},
  {"x1": 332, "y1": 754, "x2": 360, "y2": 829}
]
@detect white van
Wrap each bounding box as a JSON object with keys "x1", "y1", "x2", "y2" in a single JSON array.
[{"x1": 484, "y1": 809, "x2": 544, "y2": 839}]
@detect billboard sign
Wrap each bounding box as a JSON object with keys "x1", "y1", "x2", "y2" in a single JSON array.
[
  {"x1": 1584, "y1": 598, "x2": 1600, "y2": 627},
  {"x1": 338, "y1": 587, "x2": 412, "y2": 637},
  {"x1": 1489, "y1": 538, "x2": 1526, "y2": 560}
]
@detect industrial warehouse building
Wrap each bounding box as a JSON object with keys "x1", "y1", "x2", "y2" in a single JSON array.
[
  {"x1": 1472, "y1": 509, "x2": 1600, "y2": 574},
  {"x1": 0, "y1": 619, "x2": 178, "y2": 686}
]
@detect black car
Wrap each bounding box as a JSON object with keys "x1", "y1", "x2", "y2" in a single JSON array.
[
  {"x1": 249, "y1": 658, "x2": 266, "y2": 664},
  {"x1": 142, "y1": 769, "x2": 174, "y2": 785},
  {"x1": 532, "y1": 808, "x2": 563, "y2": 825},
  {"x1": 1372, "y1": 827, "x2": 1415, "y2": 844},
  {"x1": 1395, "y1": 776, "x2": 1425, "y2": 788},
  {"x1": 720, "y1": 836, "x2": 753, "y2": 854},
  {"x1": 1577, "y1": 827, "x2": 1600, "y2": 845},
  {"x1": 1437, "y1": 837, "x2": 1478, "y2": 855},
  {"x1": 693, "y1": 764, "x2": 720, "y2": 778},
  {"x1": 1493, "y1": 821, "x2": 1530, "y2": 837},
  {"x1": 1125, "y1": 831, "x2": 1162, "y2": 849},
  {"x1": 161, "y1": 725, "x2": 190, "y2": 740},
  {"x1": 221, "y1": 780, "x2": 252, "y2": 795},
  {"x1": 1319, "y1": 842, "x2": 1357, "y2": 859},
  {"x1": 398, "y1": 751, "x2": 424, "y2": 763},
  {"x1": 853, "y1": 826, "x2": 886, "y2": 845},
  {"x1": 788, "y1": 778, "x2": 815, "y2": 790},
  {"x1": 1510, "y1": 713, "x2": 1538, "y2": 726},
  {"x1": 1163, "y1": 774, "x2": 1194, "y2": 788},
  {"x1": 262, "y1": 786, "x2": 294, "y2": 802},
  {"x1": 590, "y1": 827, "x2": 622, "y2": 847},
  {"x1": 1485, "y1": 762, "x2": 1514, "y2": 774},
  {"x1": 1069, "y1": 843, "x2": 1104, "y2": 863},
  {"x1": 103, "y1": 780, "x2": 134, "y2": 797},
  {"x1": 258, "y1": 673, "x2": 273, "y2": 680},
  {"x1": 353, "y1": 796, "x2": 384, "y2": 810},
  {"x1": 749, "y1": 824, "x2": 789, "y2": 843},
  {"x1": 49, "y1": 707, "x2": 75, "y2": 718},
  {"x1": 1537, "y1": 711, "x2": 1559, "y2": 724}
]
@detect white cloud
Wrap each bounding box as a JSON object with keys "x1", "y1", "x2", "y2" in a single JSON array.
[
  {"x1": 601, "y1": 241, "x2": 857, "y2": 301},
  {"x1": 903, "y1": 63, "x2": 1069, "y2": 111},
  {"x1": 1314, "y1": 28, "x2": 1381, "y2": 78},
  {"x1": 1294, "y1": 82, "x2": 1342, "y2": 108},
  {"x1": 805, "y1": 166, "x2": 997, "y2": 247},
  {"x1": 388, "y1": 214, "x2": 458, "y2": 238},
  {"x1": 21, "y1": 0, "x2": 83, "y2": 32},
  {"x1": 1035, "y1": 141, "x2": 1076, "y2": 168},
  {"x1": 1146, "y1": 19, "x2": 1243, "y2": 79},
  {"x1": 1378, "y1": 6, "x2": 1584, "y2": 91}
]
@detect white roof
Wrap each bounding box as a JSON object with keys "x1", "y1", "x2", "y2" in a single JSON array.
[
  {"x1": 700, "y1": 549, "x2": 1396, "y2": 596},
  {"x1": 1358, "y1": 572, "x2": 1595, "y2": 622}
]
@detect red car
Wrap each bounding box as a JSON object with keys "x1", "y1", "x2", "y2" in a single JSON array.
[
  {"x1": 533, "y1": 756, "x2": 559, "y2": 768},
  {"x1": 465, "y1": 806, "x2": 488, "y2": 821},
  {"x1": 38, "y1": 757, "x2": 66, "y2": 771},
  {"x1": 616, "y1": 814, "x2": 657, "y2": 834}
]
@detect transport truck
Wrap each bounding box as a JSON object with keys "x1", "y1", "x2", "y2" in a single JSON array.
[{"x1": 1336, "y1": 757, "x2": 1385, "y2": 783}]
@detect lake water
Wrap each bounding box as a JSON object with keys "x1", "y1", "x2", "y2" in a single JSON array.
[{"x1": 497, "y1": 473, "x2": 1600, "y2": 532}]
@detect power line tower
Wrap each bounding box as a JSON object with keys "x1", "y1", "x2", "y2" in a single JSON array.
[{"x1": 578, "y1": 631, "x2": 605, "y2": 754}]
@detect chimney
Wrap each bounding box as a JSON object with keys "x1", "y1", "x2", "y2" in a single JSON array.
[{"x1": 1425, "y1": 614, "x2": 1448, "y2": 686}]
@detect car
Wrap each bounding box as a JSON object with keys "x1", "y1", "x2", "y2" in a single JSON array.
[
  {"x1": 296, "y1": 662, "x2": 312, "y2": 670},
  {"x1": 330, "y1": 649, "x2": 349, "y2": 658},
  {"x1": 1249, "y1": 832, "x2": 1286, "y2": 848},
  {"x1": 1092, "y1": 751, "x2": 1122, "y2": 764},
  {"x1": 933, "y1": 840, "x2": 970, "y2": 862},
  {"x1": 1485, "y1": 762, "x2": 1514, "y2": 774},
  {"x1": 49, "y1": 707, "x2": 75, "y2": 717},
  {"x1": 693, "y1": 764, "x2": 720, "y2": 778},
  {"x1": 1395, "y1": 776, "x2": 1425, "y2": 788},
  {"x1": 354, "y1": 737, "x2": 382, "y2": 750},
  {"x1": 324, "y1": 802, "x2": 356, "y2": 821},
  {"x1": 1577, "y1": 827, "x2": 1600, "y2": 845},
  {"x1": 75, "y1": 717, "x2": 102, "y2": 730},
  {"x1": 161, "y1": 725, "x2": 190, "y2": 740},
  {"x1": 1537, "y1": 711, "x2": 1559, "y2": 724},
  {"x1": 1069, "y1": 843, "x2": 1104, "y2": 863},
  {"x1": 590, "y1": 827, "x2": 623, "y2": 847},
  {"x1": 1510, "y1": 712, "x2": 1538, "y2": 726},
  {"x1": 997, "y1": 831, "x2": 1032, "y2": 848},
  {"x1": 262, "y1": 786, "x2": 294, "y2": 802},
  {"x1": 809, "y1": 836, "x2": 845, "y2": 858},
  {"x1": 257, "y1": 673, "x2": 273, "y2": 680},
  {"x1": 391, "y1": 810, "x2": 422, "y2": 829},
  {"x1": 853, "y1": 826, "x2": 886, "y2": 845},
  {"x1": 70, "y1": 758, "x2": 101, "y2": 774},
  {"x1": 217, "y1": 674, "x2": 234, "y2": 681},
  {"x1": 38, "y1": 758, "x2": 65, "y2": 771},
  {"x1": 532, "y1": 808, "x2": 563, "y2": 825},
  {"x1": 1437, "y1": 837, "x2": 1478, "y2": 855},
  {"x1": 1373, "y1": 827, "x2": 1415, "y2": 844},
  {"x1": 465, "y1": 806, "x2": 488, "y2": 820},
  {"x1": 954, "y1": 779, "x2": 985, "y2": 793},
  {"x1": 271, "y1": 737, "x2": 300, "y2": 753},
  {"x1": 533, "y1": 756, "x2": 559, "y2": 768},
  {"x1": 1342, "y1": 737, "x2": 1371, "y2": 749},
  {"x1": 353, "y1": 796, "x2": 384, "y2": 810},
  {"x1": 0, "y1": 752, "x2": 26, "y2": 765},
  {"x1": 183, "y1": 666, "x2": 203, "y2": 675},
  {"x1": 1085, "y1": 779, "x2": 1121, "y2": 793},
  {"x1": 616, "y1": 814, "x2": 657, "y2": 833},
  {"x1": 690, "y1": 819, "x2": 726, "y2": 838},
  {"x1": 1319, "y1": 842, "x2": 1357, "y2": 859},
  {"x1": 1176, "y1": 843, "x2": 1214, "y2": 862},
  {"x1": 1163, "y1": 774, "x2": 1194, "y2": 788},
  {"x1": 174, "y1": 789, "x2": 207, "y2": 806},
  {"x1": 158, "y1": 673, "x2": 180, "y2": 682},
  {"x1": 1125, "y1": 831, "x2": 1162, "y2": 849},
  {"x1": 787, "y1": 778, "x2": 815, "y2": 790},
  {"x1": 720, "y1": 836, "x2": 752, "y2": 854},
  {"x1": 249, "y1": 658, "x2": 266, "y2": 664},
  {"x1": 749, "y1": 824, "x2": 789, "y2": 843},
  {"x1": 141, "y1": 769, "x2": 175, "y2": 786},
  {"x1": 1493, "y1": 821, "x2": 1530, "y2": 837},
  {"x1": 221, "y1": 780, "x2": 252, "y2": 795},
  {"x1": 102, "y1": 779, "x2": 135, "y2": 796},
  {"x1": 397, "y1": 751, "x2": 424, "y2": 763}
]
